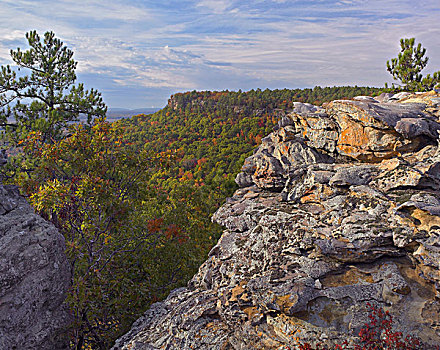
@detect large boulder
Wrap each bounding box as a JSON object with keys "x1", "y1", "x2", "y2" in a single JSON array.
[
  {"x1": 113, "y1": 92, "x2": 440, "y2": 349},
  {"x1": 0, "y1": 185, "x2": 71, "y2": 349},
  {"x1": 291, "y1": 91, "x2": 440, "y2": 162}
]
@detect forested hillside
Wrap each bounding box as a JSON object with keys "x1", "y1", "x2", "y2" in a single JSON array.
[{"x1": 117, "y1": 86, "x2": 382, "y2": 197}]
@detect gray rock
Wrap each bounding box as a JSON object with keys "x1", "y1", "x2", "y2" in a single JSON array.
[
  {"x1": 329, "y1": 165, "x2": 377, "y2": 187},
  {"x1": 235, "y1": 172, "x2": 253, "y2": 188},
  {"x1": 292, "y1": 102, "x2": 320, "y2": 115},
  {"x1": 324, "y1": 98, "x2": 440, "y2": 160},
  {"x1": 389, "y1": 92, "x2": 411, "y2": 100},
  {"x1": 396, "y1": 193, "x2": 440, "y2": 216},
  {"x1": 375, "y1": 92, "x2": 394, "y2": 103},
  {"x1": 239, "y1": 131, "x2": 331, "y2": 191},
  {"x1": 277, "y1": 116, "x2": 295, "y2": 129},
  {"x1": 395, "y1": 117, "x2": 440, "y2": 139},
  {"x1": 353, "y1": 96, "x2": 378, "y2": 103},
  {"x1": 0, "y1": 185, "x2": 71, "y2": 350}
]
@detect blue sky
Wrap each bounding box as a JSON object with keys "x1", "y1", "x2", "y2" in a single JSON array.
[{"x1": 0, "y1": 0, "x2": 439, "y2": 108}]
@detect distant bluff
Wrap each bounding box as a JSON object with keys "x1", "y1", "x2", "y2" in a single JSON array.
[{"x1": 113, "y1": 91, "x2": 440, "y2": 349}]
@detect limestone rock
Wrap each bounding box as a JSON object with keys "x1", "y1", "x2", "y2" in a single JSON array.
[
  {"x1": 0, "y1": 185, "x2": 71, "y2": 350},
  {"x1": 353, "y1": 95, "x2": 379, "y2": 103},
  {"x1": 329, "y1": 165, "x2": 377, "y2": 187},
  {"x1": 238, "y1": 129, "x2": 332, "y2": 191},
  {"x1": 287, "y1": 92, "x2": 440, "y2": 161},
  {"x1": 113, "y1": 92, "x2": 440, "y2": 349},
  {"x1": 375, "y1": 92, "x2": 393, "y2": 103}
]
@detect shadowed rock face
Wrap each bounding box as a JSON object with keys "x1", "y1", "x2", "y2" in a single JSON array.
[
  {"x1": 113, "y1": 92, "x2": 440, "y2": 349},
  {"x1": 0, "y1": 185, "x2": 71, "y2": 350}
]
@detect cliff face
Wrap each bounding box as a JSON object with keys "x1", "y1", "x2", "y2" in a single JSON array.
[
  {"x1": 113, "y1": 91, "x2": 440, "y2": 349},
  {"x1": 0, "y1": 185, "x2": 71, "y2": 349}
]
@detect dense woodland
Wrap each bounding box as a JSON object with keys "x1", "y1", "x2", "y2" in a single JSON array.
[{"x1": 118, "y1": 86, "x2": 382, "y2": 197}]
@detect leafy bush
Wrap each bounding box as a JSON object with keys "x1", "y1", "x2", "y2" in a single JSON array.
[
  {"x1": 294, "y1": 303, "x2": 433, "y2": 350},
  {"x1": 17, "y1": 119, "x2": 222, "y2": 348}
]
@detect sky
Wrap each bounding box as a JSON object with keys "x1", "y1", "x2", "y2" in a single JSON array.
[{"x1": 0, "y1": 0, "x2": 439, "y2": 108}]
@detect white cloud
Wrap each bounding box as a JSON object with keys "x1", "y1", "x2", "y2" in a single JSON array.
[
  {"x1": 0, "y1": 0, "x2": 439, "y2": 107},
  {"x1": 1, "y1": 0, "x2": 153, "y2": 22},
  {"x1": 196, "y1": 0, "x2": 233, "y2": 14},
  {"x1": 69, "y1": 36, "x2": 208, "y2": 89}
]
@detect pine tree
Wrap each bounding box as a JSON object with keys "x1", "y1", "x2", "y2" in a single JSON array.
[
  {"x1": 0, "y1": 30, "x2": 107, "y2": 146},
  {"x1": 386, "y1": 38, "x2": 440, "y2": 91}
]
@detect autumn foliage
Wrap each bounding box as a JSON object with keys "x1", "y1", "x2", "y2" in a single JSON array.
[
  {"x1": 15, "y1": 118, "x2": 221, "y2": 349},
  {"x1": 118, "y1": 86, "x2": 382, "y2": 200},
  {"x1": 295, "y1": 303, "x2": 433, "y2": 350}
]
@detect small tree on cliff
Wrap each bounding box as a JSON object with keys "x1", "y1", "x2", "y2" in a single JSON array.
[
  {"x1": 0, "y1": 30, "x2": 107, "y2": 177},
  {"x1": 386, "y1": 37, "x2": 440, "y2": 91}
]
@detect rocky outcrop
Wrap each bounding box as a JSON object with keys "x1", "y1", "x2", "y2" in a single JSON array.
[
  {"x1": 0, "y1": 185, "x2": 71, "y2": 349},
  {"x1": 113, "y1": 91, "x2": 440, "y2": 349}
]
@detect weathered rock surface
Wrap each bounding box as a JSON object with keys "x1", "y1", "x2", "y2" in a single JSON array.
[
  {"x1": 0, "y1": 185, "x2": 71, "y2": 350},
  {"x1": 113, "y1": 92, "x2": 440, "y2": 349}
]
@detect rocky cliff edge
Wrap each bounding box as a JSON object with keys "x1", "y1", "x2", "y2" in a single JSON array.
[
  {"x1": 0, "y1": 185, "x2": 71, "y2": 349},
  {"x1": 113, "y1": 91, "x2": 440, "y2": 349}
]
